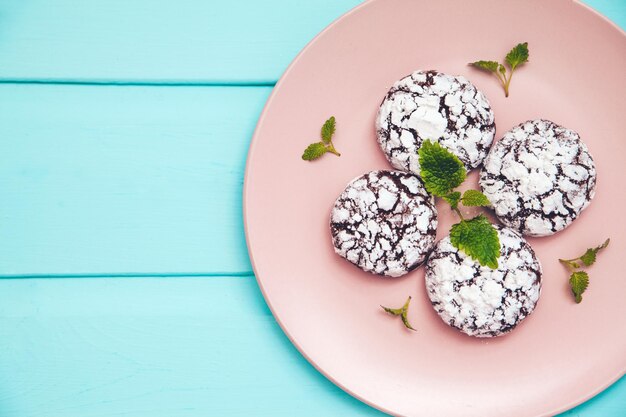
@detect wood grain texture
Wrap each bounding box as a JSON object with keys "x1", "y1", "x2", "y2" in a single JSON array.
[
  {"x1": 0, "y1": 276, "x2": 622, "y2": 417},
  {"x1": 0, "y1": 277, "x2": 384, "y2": 417},
  {"x1": 0, "y1": 0, "x2": 361, "y2": 83},
  {"x1": 0, "y1": 85, "x2": 266, "y2": 275}
]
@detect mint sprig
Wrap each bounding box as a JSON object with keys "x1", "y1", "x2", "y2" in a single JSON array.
[
  {"x1": 418, "y1": 140, "x2": 500, "y2": 268},
  {"x1": 302, "y1": 116, "x2": 341, "y2": 161},
  {"x1": 559, "y1": 238, "x2": 610, "y2": 304},
  {"x1": 470, "y1": 42, "x2": 529, "y2": 97},
  {"x1": 381, "y1": 296, "x2": 416, "y2": 331}
]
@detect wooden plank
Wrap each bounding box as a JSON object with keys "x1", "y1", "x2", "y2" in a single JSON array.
[
  {"x1": 0, "y1": 0, "x2": 361, "y2": 83},
  {"x1": 0, "y1": 276, "x2": 386, "y2": 417},
  {"x1": 0, "y1": 0, "x2": 620, "y2": 83},
  {"x1": 0, "y1": 276, "x2": 623, "y2": 416},
  {"x1": 0, "y1": 85, "x2": 266, "y2": 275}
]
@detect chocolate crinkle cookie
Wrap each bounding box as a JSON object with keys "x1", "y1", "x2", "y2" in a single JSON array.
[
  {"x1": 480, "y1": 119, "x2": 596, "y2": 237},
  {"x1": 425, "y1": 226, "x2": 542, "y2": 338},
  {"x1": 376, "y1": 70, "x2": 496, "y2": 174},
  {"x1": 330, "y1": 170, "x2": 437, "y2": 277}
]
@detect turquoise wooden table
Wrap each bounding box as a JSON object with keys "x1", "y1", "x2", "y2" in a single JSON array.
[{"x1": 0, "y1": 1, "x2": 624, "y2": 415}]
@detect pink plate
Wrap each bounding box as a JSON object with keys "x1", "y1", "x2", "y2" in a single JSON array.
[{"x1": 243, "y1": 1, "x2": 626, "y2": 415}]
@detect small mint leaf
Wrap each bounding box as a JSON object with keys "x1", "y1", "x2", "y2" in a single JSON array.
[
  {"x1": 401, "y1": 312, "x2": 417, "y2": 332},
  {"x1": 418, "y1": 140, "x2": 466, "y2": 197},
  {"x1": 302, "y1": 142, "x2": 328, "y2": 161},
  {"x1": 580, "y1": 238, "x2": 610, "y2": 266},
  {"x1": 461, "y1": 189, "x2": 491, "y2": 207},
  {"x1": 505, "y1": 42, "x2": 529, "y2": 71},
  {"x1": 380, "y1": 305, "x2": 403, "y2": 316},
  {"x1": 498, "y1": 64, "x2": 506, "y2": 77},
  {"x1": 321, "y1": 116, "x2": 336, "y2": 144},
  {"x1": 443, "y1": 191, "x2": 462, "y2": 209},
  {"x1": 450, "y1": 215, "x2": 500, "y2": 269},
  {"x1": 470, "y1": 60, "x2": 500, "y2": 73},
  {"x1": 579, "y1": 249, "x2": 597, "y2": 267},
  {"x1": 569, "y1": 271, "x2": 589, "y2": 304}
]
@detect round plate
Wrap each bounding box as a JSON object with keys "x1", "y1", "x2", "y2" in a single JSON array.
[{"x1": 243, "y1": 1, "x2": 626, "y2": 416}]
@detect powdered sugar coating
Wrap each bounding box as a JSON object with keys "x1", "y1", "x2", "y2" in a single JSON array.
[
  {"x1": 376, "y1": 70, "x2": 496, "y2": 173},
  {"x1": 330, "y1": 170, "x2": 437, "y2": 277},
  {"x1": 480, "y1": 119, "x2": 596, "y2": 237},
  {"x1": 425, "y1": 226, "x2": 542, "y2": 337}
]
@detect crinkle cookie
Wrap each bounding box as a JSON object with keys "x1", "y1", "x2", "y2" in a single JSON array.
[
  {"x1": 376, "y1": 70, "x2": 496, "y2": 173},
  {"x1": 330, "y1": 170, "x2": 437, "y2": 277},
  {"x1": 425, "y1": 226, "x2": 542, "y2": 337},
  {"x1": 480, "y1": 119, "x2": 596, "y2": 236}
]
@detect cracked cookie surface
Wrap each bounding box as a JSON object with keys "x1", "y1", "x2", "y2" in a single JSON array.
[
  {"x1": 375, "y1": 70, "x2": 496, "y2": 173},
  {"x1": 425, "y1": 226, "x2": 542, "y2": 337},
  {"x1": 330, "y1": 170, "x2": 437, "y2": 277},
  {"x1": 480, "y1": 119, "x2": 596, "y2": 237}
]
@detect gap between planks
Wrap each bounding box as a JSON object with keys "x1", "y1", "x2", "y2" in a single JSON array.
[
  {"x1": 0, "y1": 79, "x2": 276, "y2": 87},
  {"x1": 0, "y1": 271, "x2": 255, "y2": 279}
]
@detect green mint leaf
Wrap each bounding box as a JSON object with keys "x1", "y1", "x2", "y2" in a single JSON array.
[
  {"x1": 461, "y1": 189, "x2": 491, "y2": 207},
  {"x1": 302, "y1": 142, "x2": 328, "y2": 161},
  {"x1": 450, "y1": 215, "x2": 500, "y2": 268},
  {"x1": 579, "y1": 249, "x2": 597, "y2": 267},
  {"x1": 569, "y1": 271, "x2": 589, "y2": 304},
  {"x1": 418, "y1": 140, "x2": 466, "y2": 197},
  {"x1": 443, "y1": 191, "x2": 462, "y2": 209},
  {"x1": 505, "y1": 42, "x2": 529, "y2": 71},
  {"x1": 470, "y1": 60, "x2": 500, "y2": 73},
  {"x1": 580, "y1": 238, "x2": 610, "y2": 266},
  {"x1": 381, "y1": 306, "x2": 403, "y2": 315},
  {"x1": 321, "y1": 116, "x2": 336, "y2": 144},
  {"x1": 498, "y1": 64, "x2": 506, "y2": 77},
  {"x1": 381, "y1": 296, "x2": 416, "y2": 332},
  {"x1": 401, "y1": 312, "x2": 417, "y2": 332}
]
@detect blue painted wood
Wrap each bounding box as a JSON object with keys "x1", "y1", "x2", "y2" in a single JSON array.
[
  {"x1": 0, "y1": 277, "x2": 384, "y2": 417},
  {"x1": 0, "y1": 276, "x2": 623, "y2": 416},
  {"x1": 0, "y1": 0, "x2": 361, "y2": 83},
  {"x1": 0, "y1": 85, "x2": 268, "y2": 275}
]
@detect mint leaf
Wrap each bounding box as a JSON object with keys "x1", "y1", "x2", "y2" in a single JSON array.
[
  {"x1": 321, "y1": 116, "x2": 336, "y2": 144},
  {"x1": 498, "y1": 64, "x2": 506, "y2": 77},
  {"x1": 505, "y1": 42, "x2": 529, "y2": 70},
  {"x1": 569, "y1": 271, "x2": 589, "y2": 303},
  {"x1": 579, "y1": 249, "x2": 597, "y2": 267},
  {"x1": 443, "y1": 191, "x2": 462, "y2": 209},
  {"x1": 470, "y1": 60, "x2": 500, "y2": 73},
  {"x1": 450, "y1": 215, "x2": 500, "y2": 268},
  {"x1": 381, "y1": 296, "x2": 416, "y2": 331},
  {"x1": 302, "y1": 142, "x2": 328, "y2": 160},
  {"x1": 580, "y1": 238, "x2": 610, "y2": 266},
  {"x1": 461, "y1": 189, "x2": 491, "y2": 207},
  {"x1": 418, "y1": 140, "x2": 466, "y2": 197},
  {"x1": 381, "y1": 306, "x2": 403, "y2": 315}
]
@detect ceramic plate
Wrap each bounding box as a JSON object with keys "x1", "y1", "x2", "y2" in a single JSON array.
[{"x1": 244, "y1": 1, "x2": 626, "y2": 415}]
